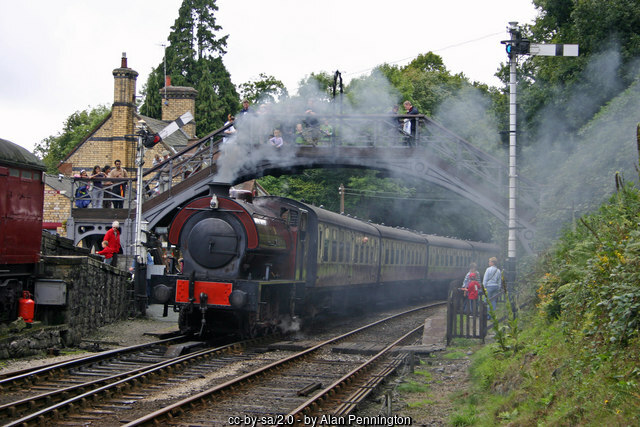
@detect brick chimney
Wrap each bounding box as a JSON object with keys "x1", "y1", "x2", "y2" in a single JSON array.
[
  {"x1": 112, "y1": 52, "x2": 138, "y2": 168},
  {"x1": 160, "y1": 82, "x2": 197, "y2": 139}
]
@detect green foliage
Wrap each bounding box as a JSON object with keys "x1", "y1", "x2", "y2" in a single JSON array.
[
  {"x1": 139, "y1": 0, "x2": 238, "y2": 135},
  {"x1": 238, "y1": 73, "x2": 288, "y2": 104},
  {"x1": 514, "y1": 0, "x2": 640, "y2": 149},
  {"x1": 537, "y1": 183, "x2": 640, "y2": 347},
  {"x1": 195, "y1": 57, "x2": 239, "y2": 135},
  {"x1": 34, "y1": 105, "x2": 110, "y2": 173},
  {"x1": 376, "y1": 54, "x2": 471, "y2": 118},
  {"x1": 139, "y1": 67, "x2": 163, "y2": 119},
  {"x1": 297, "y1": 72, "x2": 335, "y2": 101},
  {"x1": 258, "y1": 169, "x2": 493, "y2": 241},
  {"x1": 449, "y1": 405, "x2": 478, "y2": 426},
  {"x1": 457, "y1": 183, "x2": 640, "y2": 425}
]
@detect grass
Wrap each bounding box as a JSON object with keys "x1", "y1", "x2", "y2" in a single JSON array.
[
  {"x1": 407, "y1": 398, "x2": 436, "y2": 408},
  {"x1": 451, "y1": 309, "x2": 640, "y2": 426},
  {"x1": 397, "y1": 379, "x2": 430, "y2": 393}
]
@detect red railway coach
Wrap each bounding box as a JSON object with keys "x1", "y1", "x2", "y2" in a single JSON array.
[{"x1": 0, "y1": 138, "x2": 46, "y2": 322}]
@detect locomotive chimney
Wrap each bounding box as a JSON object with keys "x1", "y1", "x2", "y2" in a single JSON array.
[{"x1": 208, "y1": 182, "x2": 232, "y2": 197}]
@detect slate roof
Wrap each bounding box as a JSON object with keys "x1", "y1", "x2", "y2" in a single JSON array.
[{"x1": 137, "y1": 114, "x2": 191, "y2": 153}]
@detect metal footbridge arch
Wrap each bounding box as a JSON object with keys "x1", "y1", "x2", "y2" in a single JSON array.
[{"x1": 137, "y1": 114, "x2": 539, "y2": 255}]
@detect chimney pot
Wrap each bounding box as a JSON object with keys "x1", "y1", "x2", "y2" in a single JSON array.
[
  {"x1": 165, "y1": 76, "x2": 171, "y2": 87},
  {"x1": 121, "y1": 52, "x2": 127, "y2": 68}
]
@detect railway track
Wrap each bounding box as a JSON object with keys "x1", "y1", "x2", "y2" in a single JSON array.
[
  {"x1": 0, "y1": 302, "x2": 445, "y2": 426},
  {"x1": 123, "y1": 301, "x2": 445, "y2": 426}
]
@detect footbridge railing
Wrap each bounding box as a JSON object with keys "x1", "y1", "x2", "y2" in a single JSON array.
[{"x1": 135, "y1": 114, "x2": 538, "y2": 253}]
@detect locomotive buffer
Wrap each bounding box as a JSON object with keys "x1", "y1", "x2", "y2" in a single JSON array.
[{"x1": 132, "y1": 112, "x2": 193, "y2": 314}]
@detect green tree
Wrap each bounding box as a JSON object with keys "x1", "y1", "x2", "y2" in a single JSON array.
[
  {"x1": 238, "y1": 73, "x2": 288, "y2": 104},
  {"x1": 140, "y1": 0, "x2": 238, "y2": 135},
  {"x1": 139, "y1": 66, "x2": 163, "y2": 118},
  {"x1": 509, "y1": 0, "x2": 640, "y2": 144},
  {"x1": 34, "y1": 106, "x2": 110, "y2": 174}
]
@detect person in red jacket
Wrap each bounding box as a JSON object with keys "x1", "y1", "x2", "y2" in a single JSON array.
[
  {"x1": 465, "y1": 271, "x2": 480, "y2": 313},
  {"x1": 97, "y1": 240, "x2": 116, "y2": 265},
  {"x1": 103, "y1": 221, "x2": 121, "y2": 265}
]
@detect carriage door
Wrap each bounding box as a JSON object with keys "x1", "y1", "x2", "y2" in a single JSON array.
[{"x1": 295, "y1": 211, "x2": 308, "y2": 281}]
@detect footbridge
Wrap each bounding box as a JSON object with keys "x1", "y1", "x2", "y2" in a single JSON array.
[{"x1": 70, "y1": 113, "x2": 539, "y2": 255}]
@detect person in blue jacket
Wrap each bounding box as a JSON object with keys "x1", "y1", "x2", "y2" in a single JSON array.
[{"x1": 75, "y1": 170, "x2": 91, "y2": 208}]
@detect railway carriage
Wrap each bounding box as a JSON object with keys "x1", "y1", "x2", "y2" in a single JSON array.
[
  {"x1": 159, "y1": 183, "x2": 499, "y2": 337},
  {"x1": 0, "y1": 138, "x2": 46, "y2": 323}
]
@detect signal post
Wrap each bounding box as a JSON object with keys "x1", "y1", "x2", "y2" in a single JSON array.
[{"x1": 501, "y1": 22, "x2": 578, "y2": 296}]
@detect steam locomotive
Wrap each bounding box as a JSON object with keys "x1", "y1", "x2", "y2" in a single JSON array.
[
  {"x1": 157, "y1": 183, "x2": 499, "y2": 337},
  {"x1": 0, "y1": 138, "x2": 46, "y2": 323}
]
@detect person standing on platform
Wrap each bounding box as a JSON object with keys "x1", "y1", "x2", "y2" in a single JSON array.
[
  {"x1": 483, "y1": 257, "x2": 502, "y2": 316},
  {"x1": 108, "y1": 160, "x2": 128, "y2": 208},
  {"x1": 90, "y1": 165, "x2": 105, "y2": 209},
  {"x1": 104, "y1": 221, "x2": 122, "y2": 266},
  {"x1": 97, "y1": 240, "x2": 115, "y2": 265},
  {"x1": 461, "y1": 262, "x2": 480, "y2": 313},
  {"x1": 74, "y1": 170, "x2": 91, "y2": 208},
  {"x1": 102, "y1": 165, "x2": 112, "y2": 208},
  {"x1": 269, "y1": 129, "x2": 284, "y2": 148},
  {"x1": 402, "y1": 100, "x2": 419, "y2": 146}
]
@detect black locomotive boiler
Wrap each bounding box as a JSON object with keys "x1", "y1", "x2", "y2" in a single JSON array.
[{"x1": 162, "y1": 183, "x2": 499, "y2": 336}]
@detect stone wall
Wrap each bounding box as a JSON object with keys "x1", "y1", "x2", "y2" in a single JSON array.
[
  {"x1": 41, "y1": 231, "x2": 90, "y2": 256},
  {"x1": 40, "y1": 255, "x2": 131, "y2": 345},
  {"x1": 0, "y1": 234, "x2": 132, "y2": 359}
]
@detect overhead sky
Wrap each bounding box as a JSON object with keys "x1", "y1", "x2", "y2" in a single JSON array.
[{"x1": 0, "y1": 0, "x2": 538, "y2": 153}]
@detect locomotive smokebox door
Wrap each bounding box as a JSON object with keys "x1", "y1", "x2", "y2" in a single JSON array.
[{"x1": 188, "y1": 218, "x2": 238, "y2": 268}]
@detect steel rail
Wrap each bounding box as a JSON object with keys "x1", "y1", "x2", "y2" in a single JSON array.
[
  {"x1": 0, "y1": 335, "x2": 186, "y2": 389},
  {"x1": 122, "y1": 301, "x2": 444, "y2": 426},
  {"x1": 2, "y1": 336, "x2": 269, "y2": 427}
]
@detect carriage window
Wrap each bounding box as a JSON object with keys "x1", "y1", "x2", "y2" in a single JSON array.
[
  {"x1": 9, "y1": 168, "x2": 19, "y2": 177},
  {"x1": 345, "y1": 242, "x2": 351, "y2": 262},
  {"x1": 21, "y1": 171, "x2": 32, "y2": 180},
  {"x1": 339, "y1": 242, "x2": 344, "y2": 262},
  {"x1": 331, "y1": 241, "x2": 337, "y2": 262},
  {"x1": 323, "y1": 239, "x2": 329, "y2": 262}
]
